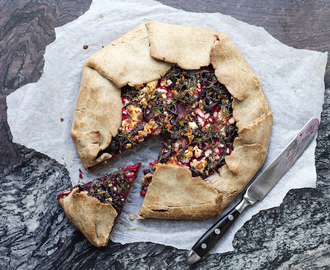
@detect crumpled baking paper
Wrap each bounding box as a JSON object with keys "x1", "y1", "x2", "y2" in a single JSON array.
[{"x1": 7, "y1": 0, "x2": 327, "y2": 254}]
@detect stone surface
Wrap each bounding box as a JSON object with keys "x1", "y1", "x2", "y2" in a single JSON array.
[{"x1": 2, "y1": 145, "x2": 330, "y2": 269}]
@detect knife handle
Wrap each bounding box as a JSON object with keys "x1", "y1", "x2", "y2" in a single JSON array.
[
  {"x1": 187, "y1": 196, "x2": 253, "y2": 264},
  {"x1": 191, "y1": 207, "x2": 240, "y2": 258}
]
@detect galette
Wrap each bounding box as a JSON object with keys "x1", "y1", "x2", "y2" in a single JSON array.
[{"x1": 58, "y1": 21, "x2": 272, "y2": 246}]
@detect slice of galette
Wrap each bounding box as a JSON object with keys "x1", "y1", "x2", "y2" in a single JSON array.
[{"x1": 57, "y1": 163, "x2": 141, "y2": 247}]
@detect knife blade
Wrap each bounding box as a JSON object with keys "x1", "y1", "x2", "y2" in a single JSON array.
[{"x1": 187, "y1": 117, "x2": 319, "y2": 265}]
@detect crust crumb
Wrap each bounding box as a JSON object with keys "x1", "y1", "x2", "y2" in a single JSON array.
[
  {"x1": 129, "y1": 214, "x2": 135, "y2": 220},
  {"x1": 129, "y1": 227, "x2": 136, "y2": 231}
]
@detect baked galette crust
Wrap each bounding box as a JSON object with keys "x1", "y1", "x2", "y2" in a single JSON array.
[
  {"x1": 59, "y1": 188, "x2": 117, "y2": 247},
  {"x1": 138, "y1": 164, "x2": 223, "y2": 220},
  {"x1": 71, "y1": 21, "x2": 273, "y2": 220}
]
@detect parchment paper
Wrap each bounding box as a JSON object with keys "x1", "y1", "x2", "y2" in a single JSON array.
[{"x1": 7, "y1": 0, "x2": 327, "y2": 254}]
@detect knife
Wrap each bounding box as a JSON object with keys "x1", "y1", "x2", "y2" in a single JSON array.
[{"x1": 187, "y1": 117, "x2": 319, "y2": 265}]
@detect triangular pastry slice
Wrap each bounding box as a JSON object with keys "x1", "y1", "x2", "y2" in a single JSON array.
[{"x1": 57, "y1": 163, "x2": 141, "y2": 247}]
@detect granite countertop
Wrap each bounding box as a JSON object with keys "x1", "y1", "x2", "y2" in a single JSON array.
[{"x1": 1, "y1": 1, "x2": 330, "y2": 269}]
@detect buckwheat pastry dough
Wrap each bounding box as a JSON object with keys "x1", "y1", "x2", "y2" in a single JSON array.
[
  {"x1": 138, "y1": 164, "x2": 223, "y2": 220},
  {"x1": 58, "y1": 188, "x2": 117, "y2": 247},
  {"x1": 71, "y1": 21, "x2": 273, "y2": 221}
]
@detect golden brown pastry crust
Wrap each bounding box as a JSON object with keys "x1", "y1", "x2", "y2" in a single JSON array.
[
  {"x1": 71, "y1": 21, "x2": 273, "y2": 220},
  {"x1": 71, "y1": 64, "x2": 122, "y2": 168},
  {"x1": 138, "y1": 164, "x2": 223, "y2": 220},
  {"x1": 58, "y1": 188, "x2": 117, "y2": 247},
  {"x1": 86, "y1": 23, "x2": 171, "y2": 88},
  {"x1": 146, "y1": 21, "x2": 221, "y2": 70}
]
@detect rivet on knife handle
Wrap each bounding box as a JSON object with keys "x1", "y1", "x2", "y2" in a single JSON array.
[{"x1": 187, "y1": 117, "x2": 319, "y2": 265}]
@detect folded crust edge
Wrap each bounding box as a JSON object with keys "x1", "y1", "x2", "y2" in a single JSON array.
[
  {"x1": 58, "y1": 188, "x2": 117, "y2": 247},
  {"x1": 137, "y1": 164, "x2": 223, "y2": 220}
]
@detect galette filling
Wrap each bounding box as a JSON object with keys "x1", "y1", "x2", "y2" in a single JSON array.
[
  {"x1": 57, "y1": 163, "x2": 141, "y2": 214},
  {"x1": 99, "y1": 64, "x2": 237, "y2": 196}
]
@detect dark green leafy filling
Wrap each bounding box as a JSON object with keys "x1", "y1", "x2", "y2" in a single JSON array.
[
  {"x1": 97, "y1": 65, "x2": 237, "y2": 196},
  {"x1": 57, "y1": 163, "x2": 141, "y2": 213}
]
